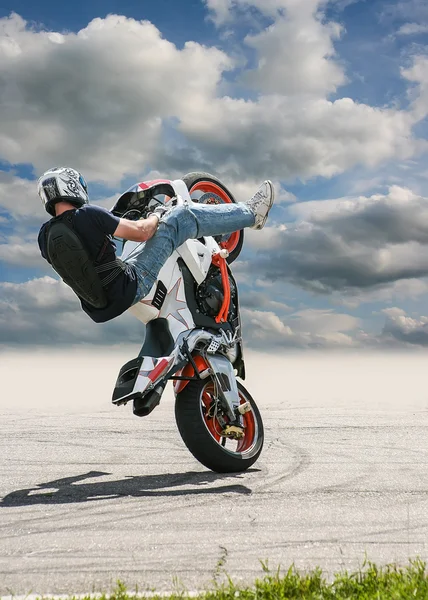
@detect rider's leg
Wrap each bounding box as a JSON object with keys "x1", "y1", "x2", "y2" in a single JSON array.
[
  {"x1": 126, "y1": 179, "x2": 275, "y2": 303},
  {"x1": 125, "y1": 201, "x2": 255, "y2": 304}
]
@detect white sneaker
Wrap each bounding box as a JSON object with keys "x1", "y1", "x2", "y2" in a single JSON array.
[{"x1": 245, "y1": 180, "x2": 275, "y2": 230}]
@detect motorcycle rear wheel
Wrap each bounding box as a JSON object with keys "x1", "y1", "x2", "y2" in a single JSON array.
[
  {"x1": 175, "y1": 378, "x2": 264, "y2": 473},
  {"x1": 182, "y1": 172, "x2": 244, "y2": 264}
]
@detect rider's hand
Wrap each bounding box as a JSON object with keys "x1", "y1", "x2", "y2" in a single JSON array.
[
  {"x1": 143, "y1": 214, "x2": 160, "y2": 241},
  {"x1": 114, "y1": 214, "x2": 159, "y2": 242}
]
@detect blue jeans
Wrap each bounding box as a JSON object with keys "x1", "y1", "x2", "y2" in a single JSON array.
[{"x1": 123, "y1": 202, "x2": 255, "y2": 304}]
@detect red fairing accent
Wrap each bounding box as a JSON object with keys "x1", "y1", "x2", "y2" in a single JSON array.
[
  {"x1": 148, "y1": 358, "x2": 169, "y2": 382},
  {"x1": 173, "y1": 355, "x2": 210, "y2": 394},
  {"x1": 138, "y1": 179, "x2": 172, "y2": 190}
]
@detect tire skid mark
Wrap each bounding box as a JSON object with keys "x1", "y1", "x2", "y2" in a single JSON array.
[
  {"x1": 0, "y1": 490, "x2": 245, "y2": 541},
  {"x1": 253, "y1": 441, "x2": 311, "y2": 492}
]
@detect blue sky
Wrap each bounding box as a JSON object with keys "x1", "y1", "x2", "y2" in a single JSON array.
[{"x1": 1, "y1": 0, "x2": 428, "y2": 349}]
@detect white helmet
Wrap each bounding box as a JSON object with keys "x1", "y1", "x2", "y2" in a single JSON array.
[{"x1": 38, "y1": 167, "x2": 89, "y2": 216}]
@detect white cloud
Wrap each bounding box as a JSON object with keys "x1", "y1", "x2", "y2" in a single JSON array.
[
  {"x1": 243, "y1": 225, "x2": 284, "y2": 250},
  {"x1": 0, "y1": 171, "x2": 43, "y2": 220},
  {"x1": 277, "y1": 188, "x2": 297, "y2": 203},
  {"x1": 0, "y1": 9, "x2": 426, "y2": 189},
  {"x1": 382, "y1": 306, "x2": 407, "y2": 318},
  {"x1": 205, "y1": 0, "x2": 234, "y2": 26},
  {"x1": 242, "y1": 307, "x2": 293, "y2": 339},
  {"x1": 402, "y1": 55, "x2": 428, "y2": 122},
  {"x1": 244, "y1": 186, "x2": 428, "y2": 295},
  {"x1": 289, "y1": 184, "x2": 424, "y2": 222},
  {"x1": 397, "y1": 23, "x2": 428, "y2": 35},
  {"x1": 334, "y1": 277, "x2": 428, "y2": 308},
  {"x1": 381, "y1": 306, "x2": 428, "y2": 346},
  {"x1": 0, "y1": 276, "x2": 144, "y2": 345},
  {"x1": 288, "y1": 308, "x2": 359, "y2": 334},
  {"x1": 178, "y1": 94, "x2": 418, "y2": 183},
  {"x1": 240, "y1": 290, "x2": 292, "y2": 311},
  {"x1": 241, "y1": 294, "x2": 428, "y2": 349},
  {"x1": 1, "y1": 276, "x2": 79, "y2": 310},
  {"x1": 242, "y1": 6, "x2": 345, "y2": 96},
  {"x1": 0, "y1": 13, "x2": 232, "y2": 184},
  {"x1": 0, "y1": 241, "x2": 46, "y2": 268},
  {"x1": 241, "y1": 305, "x2": 359, "y2": 348},
  {"x1": 193, "y1": 2, "x2": 428, "y2": 182}
]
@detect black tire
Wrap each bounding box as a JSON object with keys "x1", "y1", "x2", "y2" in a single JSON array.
[
  {"x1": 175, "y1": 378, "x2": 264, "y2": 473},
  {"x1": 182, "y1": 172, "x2": 244, "y2": 264}
]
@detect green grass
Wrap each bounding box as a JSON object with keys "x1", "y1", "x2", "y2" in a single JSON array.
[{"x1": 35, "y1": 559, "x2": 428, "y2": 600}]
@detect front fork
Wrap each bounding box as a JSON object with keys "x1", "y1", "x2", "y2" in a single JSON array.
[{"x1": 204, "y1": 353, "x2": 241, "y2": 422}]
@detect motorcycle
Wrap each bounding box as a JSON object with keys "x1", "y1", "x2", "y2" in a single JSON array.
[{"x1": 110, "y1": 172, "x2": 264, "y2": 473}]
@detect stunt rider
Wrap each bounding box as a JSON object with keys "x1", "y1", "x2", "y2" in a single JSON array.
[{"x1": 37, "y1": 167, "x2": 275, "y2": 323}]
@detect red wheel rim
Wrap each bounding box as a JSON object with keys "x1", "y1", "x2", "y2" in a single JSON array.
[
  {"x1": 200, "y1": 383, "x2": 258, "y2": 454},
  {"x1": 189, "y1": 181, "x2": 240, "y2": 256}
]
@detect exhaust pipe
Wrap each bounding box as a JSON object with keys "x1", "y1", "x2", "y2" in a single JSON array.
[{"x1": 133, "y1": 381, "x2": 167, "y2": 417}]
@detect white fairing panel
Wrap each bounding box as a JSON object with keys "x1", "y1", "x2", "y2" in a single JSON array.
[
  {"x1": 123, "y1": 236, "x2": 219, "y2": 330},
  {"x1": 177, "y1": 238, "x2": 213, "y2": 285},
  {"x1": 126, "y1": 247, "x2": 195, "y2": 339},
  {"x1": 159, "y1": 261, "x2": 195, "y2": 339},
  {"x1": 127, "y1": 248, "x2": 179, "y2": 325},
  {"x1": 128, "y1": 286, "x2": 159, "y2": 322},
  {"x1": 134, "y1": 355, "x2": 175, "y2": 396},
  {"x1": 172, "y1": 179, "x2": 193, "y2": 202}
]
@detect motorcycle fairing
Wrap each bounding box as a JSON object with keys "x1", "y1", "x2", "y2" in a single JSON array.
[
  {"x1": 110, "y1": 180, "x2": 176, "y2": 218},
  {"x1": 112, "y1": 354, "x2": 175, "y2": 405},
  {"x1": 149, "y1": 262, "x2": 195, "y2": 341},
  {"x1": 111, "y1": 178, "x2": 192, "y2": 219},
  {"x1": 177, "y1": 236, "x2": 217, "y2": 285},
  {"x1": 123, "y1": 248, "x2": 196, "y2": 333},
  {"x1": 121, "y1": 235, "x2": 217, "y2": 319},
  {"x1": 135, "y1": 355, "x2": 175, "y2": 394},
  {"x1": 112, "y1": 356, "x2": 143, "y2": 404}
]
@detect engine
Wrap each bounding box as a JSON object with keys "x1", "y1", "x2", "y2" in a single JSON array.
[{"x1": 196, "y1": 267, "x2": 237, "y2": 321}]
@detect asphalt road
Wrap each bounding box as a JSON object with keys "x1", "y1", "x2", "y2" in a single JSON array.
[{"x1": 0, "y1": 350, "x2": 427, "y2": 595}]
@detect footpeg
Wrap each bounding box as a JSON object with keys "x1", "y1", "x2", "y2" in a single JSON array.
[
  {"x1": 207, "y1": 338, "x2": 221, "y2": 354},
  {"x1": 222, "y1": 424, "x2": 244, "y2": 439}
]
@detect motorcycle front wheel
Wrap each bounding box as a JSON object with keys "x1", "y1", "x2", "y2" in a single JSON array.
[
  {"x1": 175, "y1": 379, "x2": 264, "y2": 473},
  {"x1": 182, "y1": 172, "x2": 244, "y2": 264}
]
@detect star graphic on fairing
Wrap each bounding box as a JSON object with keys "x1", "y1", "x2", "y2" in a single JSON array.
[{"x1": 163, "y1": 278, "x2": 189, "y2": 327}]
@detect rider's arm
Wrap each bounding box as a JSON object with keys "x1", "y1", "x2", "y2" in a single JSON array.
[{"x1": 113, "y1": 215, "x2": 159, "y2": 242}]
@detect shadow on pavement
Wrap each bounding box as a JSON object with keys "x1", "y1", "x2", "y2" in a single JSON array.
[{"x1": 0, "y1": 469, "x2": 256, "y2": 506}]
